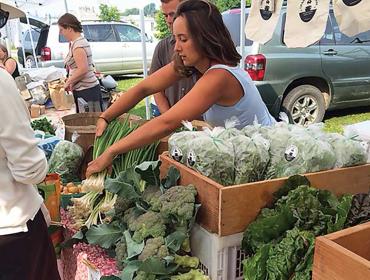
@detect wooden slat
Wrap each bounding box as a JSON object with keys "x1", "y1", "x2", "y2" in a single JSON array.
[
  {"x1": 313, "y1": 222, "x2": 370, "y2": 280},
  {"x1": 323, "y1": 222, "x2": 370, "y2": 261},
  {"x1": 160, "y1": 153, "x2": 222, "y2": 234},
  {"x1": 220, "y1": 164, "x2": 370, "y2": 236},
  {"x1": 160, "y1": 152, "x2": 370, "y2": 236}
]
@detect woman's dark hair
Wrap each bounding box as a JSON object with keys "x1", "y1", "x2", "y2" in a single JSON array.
[
  {"x1": 173, "y1": 0, "x2": 241, "y2": 76},
  {"x1": 57, "y1": 13, "x2": 83, "y2": 33}
]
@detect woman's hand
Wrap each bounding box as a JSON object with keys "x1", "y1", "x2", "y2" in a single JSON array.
[
  {"x1": 64, "y1": 79, "x2": 73, "y2": 92},
  {"x1": 96, "y1": 117, "x2": 108, "y2": 137},
  {"x1": 86, "y1": 150, "x2": 115, "y2": 178}
]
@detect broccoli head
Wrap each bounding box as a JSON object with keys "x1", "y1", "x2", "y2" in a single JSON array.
[
  {"x1": 138, "y1": 237, "x2": 170, "y2": 261},
  {"x1": 128, "y1": 211, "x2": 167, "y2": 243},
  {"x1": 174, "y1": 254, "x2": 200, "y2": 269},
  {"x1": 114, "y1": 196, "x2": 134, "y2": 217},
  {"x1": 160, "y1": 185, "x2": 197, "y2": 226},
  {"x1": 170, "y1": 269, "x2": 210, "y2": 280},
  {"x1": 115, "y1": 237, "x2": 128, "y2": 270},
  {"x1": 134, "y1": 271, "x2": 156, "y2": 280},
  {"x1": 142, "y1": 185, "x2": 162, "y2": 211},
  {"x1": 123, "y1": 207, "x2": 142, "y2": 226}
]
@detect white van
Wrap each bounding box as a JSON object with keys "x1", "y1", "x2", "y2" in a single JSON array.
[{"x1": 33, "y1": 20, "x2": 155, "y2": 75}]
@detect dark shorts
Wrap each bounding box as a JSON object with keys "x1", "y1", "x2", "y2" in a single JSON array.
[
  {"x1": 151, "y1": 103, "x2": 161, "y2": 117},
  {"x1": 0, "y1": 210, "x2": 60, "y2": 280},
  {"x1": 73, "y1": 84, "x2": 103, "y2": 113}
]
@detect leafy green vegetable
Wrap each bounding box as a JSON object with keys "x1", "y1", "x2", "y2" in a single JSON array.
[
  {"x1": 85, "y1": 223, "x2": 122, "y2": 249},
  {"x1": 243, "y1": 243, "x2": 271, "y2": 280},
  {"x1": 31, "y1": 117, "x2": 55, "y2": 135}
]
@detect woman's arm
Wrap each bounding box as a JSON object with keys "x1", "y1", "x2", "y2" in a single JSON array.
[
  {"x1": 95, "y1": 62, "x2": 180, "y2": 137},
  {"x1": 65, "y1": 47, "x2": 88, "y2": 89},
  {"x1": 4, "y1": 58, "x2": 17, "y2": 75},
  {"x1": 86, "y1": 69, "x2": 226, "y2": 177}
]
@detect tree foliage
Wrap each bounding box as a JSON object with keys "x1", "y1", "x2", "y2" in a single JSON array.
[
  {"x1": 122, "y1": 8, "x2": 140, "y2": 16},
  {"x1": 144, "y1": 3, "x2": 157, "y2": 17},
  {"x1": 210, "y1": 0, "x2": 251, "y2": 12},
  {"x1": 154, "y1": 11, "x2": 171, "y2": 40},
  {"x1": 99, "y1": 4, "x2": 121, "y2": 21}
]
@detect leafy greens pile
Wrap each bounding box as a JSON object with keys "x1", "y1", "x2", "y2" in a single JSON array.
[
  {"x1": 241, "y1": 175, "x2": 354, "y2": 280},
  {"x1": 71, "y1": 161, "x2": 208, "y2": 280}
]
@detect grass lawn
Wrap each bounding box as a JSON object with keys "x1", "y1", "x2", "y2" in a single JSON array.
[
  {"x1": 115, "y1": 77, "x2": 370, "y2": 131},
  {"x1": 116, "y1": 76, "x2": 147, "y2": 119}
]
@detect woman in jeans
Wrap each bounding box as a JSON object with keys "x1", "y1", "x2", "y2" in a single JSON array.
[{"x1": 58, "y1": 13, "x2": 103, "y2": 112}]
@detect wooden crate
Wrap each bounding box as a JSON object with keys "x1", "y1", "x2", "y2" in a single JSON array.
[
  {"x1": 160, "y1": 153, "x2": 370, "y2": 236},
  {"x1": 313, "y1": 222, "x2": 370, "y2": 280}
]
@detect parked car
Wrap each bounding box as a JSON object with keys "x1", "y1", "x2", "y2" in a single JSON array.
[
  {"x1": 17, "y1": 16, "x2": 46, "y2": 68},
  {"x1": 19, "y1": 19, "x2": 155, "y2": 75},
  {"x1": 222, "y1": 7, "x2": 370, "y2": 124}
]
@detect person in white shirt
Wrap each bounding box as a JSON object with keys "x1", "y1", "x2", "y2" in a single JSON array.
[{"x1": 0, "y1": 69, "x2": 60, "y2": 279}]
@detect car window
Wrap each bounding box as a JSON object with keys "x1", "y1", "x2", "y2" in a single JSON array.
[
  {"x1": 320, "y1": 15, "x2": 334, "y2": 45},
  {"x1": 59, "y1": 34, "x2": 68, "y2": 43},
  {"x1": 114, "y1": 25, "x2": 141, "y2": 42},
  {"x1": 222, "y1": 12, "x2": 253, "y2": 47},
  {"x1": 85, "y1": 24, "x2": 117, "y2": 42},
  {"x1": 330, "y1": 13, "x2": 370, "y2": 45},
  {"x1": 25, "y1": 32, "x2": 30, "y2": 42}
]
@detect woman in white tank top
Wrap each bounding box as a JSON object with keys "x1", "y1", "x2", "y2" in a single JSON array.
[{"x1": 86, "y1": 0, "x2": 276, "y2": 177}]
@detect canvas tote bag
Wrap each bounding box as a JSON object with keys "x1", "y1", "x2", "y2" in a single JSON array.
[
  {"x1": 333, "y1": 0, "x2": 370, "y2": 37},
  {"x1": 245, "y1": 0, "x2": 284, "y2": 44},
  {"x1": 284, "y1": 0, "x2": 331, "y2": 48}
]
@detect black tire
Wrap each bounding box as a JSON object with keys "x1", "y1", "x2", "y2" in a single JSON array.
[
  {"x1": 25, "y1": 55, "x2": 36, "y2": 68},
  {"x1": 282, "y1": 85, "x2": 326, "y2": 125}
]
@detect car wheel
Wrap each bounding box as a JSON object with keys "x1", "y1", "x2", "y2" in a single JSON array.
[
  {"x1": 25, "y1": 55, "x2": 36, "y2": 68},
  {"x1": 282, "y1": 85, "x2": 326, "y2": 125}
]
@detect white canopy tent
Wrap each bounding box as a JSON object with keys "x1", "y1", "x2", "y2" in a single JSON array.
[
  {"x1": 0, "y1": 0, "x2": 25, "y2": 19},
  {"x1": 243, "y1": 0, "x2": 370, "y2": 49}
]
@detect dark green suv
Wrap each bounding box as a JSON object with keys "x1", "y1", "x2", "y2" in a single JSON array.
[{"x1": 222, "y1": 8, "x2": 370, "y2": 125}]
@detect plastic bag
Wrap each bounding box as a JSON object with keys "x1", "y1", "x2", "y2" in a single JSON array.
[
  {"x1": 48, "y1": 140, "x2": 84, "y2": 183},
  {"x1": 326, "y1": 133, "x2": 367, "y2": 168},
  {"x1": 186, "y1": 127, "x2": 235, "y2": 186},
  {"x1": 168, "y1": 121, "x2": 202, "y2": 164},
  {"x1": 230, "y1": 133, "x2": 270, "y2": 184},
  {"x1": 265, "y1": 127, "x2": 336, "y2": 179}
]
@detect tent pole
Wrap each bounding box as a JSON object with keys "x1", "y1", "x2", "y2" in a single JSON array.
[
  {"x1": 139, "y1": 8, "x2": 152, "y2": 120},
  {"x1": 240, "y1": 0, "x2": 246, "y2": 70},
  {"x1": 26, "y1": 13, "x2": 38, "y2": 68}
]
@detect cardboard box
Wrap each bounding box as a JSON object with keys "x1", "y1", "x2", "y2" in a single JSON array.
[
  {"x1": 30, "y1": 104, "x2": 41, "y2": 118},
  {"x1": 313, "y1": 222, "x2": 370, "y2": 280},
  {"x1": 160, "y1": 153, "x2": 370, "y2": 236}
]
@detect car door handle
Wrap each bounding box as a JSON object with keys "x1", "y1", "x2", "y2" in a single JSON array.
[{"x1": 323, "y1": 49, "x2": 338, "y2": 56}]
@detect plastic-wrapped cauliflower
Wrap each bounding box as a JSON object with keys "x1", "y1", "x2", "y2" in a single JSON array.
[
  {"x1": 48, "y1": 140, "x2": 84, "y2": 183},
  {"x1": 186, "y1": 128, "x2": 235, "y2": 186},
  {"x1": 230, "y1": 134, "x2": 270, "y2": 184},
  {"x1": 326, "y1": 133, "x2": 367, "y2": 168}
]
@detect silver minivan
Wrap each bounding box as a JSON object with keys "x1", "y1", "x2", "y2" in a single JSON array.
[{"x1": 34, "y1": 21, "x2": 155, "y2": 75}]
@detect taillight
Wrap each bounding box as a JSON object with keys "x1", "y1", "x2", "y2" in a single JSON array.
[
  {"x1": 245, "y1": 54, "x2": 266, "y2": 81},
  {"x1": 40, "y1": 47, "x2": 51, "y2": 61}
]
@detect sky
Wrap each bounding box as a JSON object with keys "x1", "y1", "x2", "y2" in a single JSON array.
[{"x1": 14, "y1": 0, "x2": 161, "y2": 18}]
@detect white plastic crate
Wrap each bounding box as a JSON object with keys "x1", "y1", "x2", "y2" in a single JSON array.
[{"x1": 191, "y1": 224, "x2": 246, "y2": 280}]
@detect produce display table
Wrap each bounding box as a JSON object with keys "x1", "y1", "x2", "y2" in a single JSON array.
[{"x1": 160, "y1": 153, "x2": 370, "y2": 236}]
